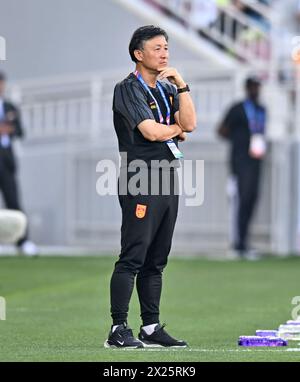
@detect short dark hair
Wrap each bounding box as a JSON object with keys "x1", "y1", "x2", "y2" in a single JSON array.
[
  {"x1": 129, "y1": 25, "x2": 168, "y2": 63},
  {"x1": 0, "y1": 71, "x2": 6, "y2": 82},
  {"x1": 245, "y1": 76, "x2": 261, "y2": 89}
]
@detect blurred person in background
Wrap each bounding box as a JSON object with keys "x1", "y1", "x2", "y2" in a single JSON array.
[
  {"x1": 232, "y1": 0, "x2": 270, "y2": 30},
  {"x1": 187, "y1": 0, "x2": 218, "y2": 29},
  {"x1": 217, "y1": 76, "x2": 267, "y2": 259},
  {"x1": 0, "y1": 71, "x2": 38, "y2": 256}
]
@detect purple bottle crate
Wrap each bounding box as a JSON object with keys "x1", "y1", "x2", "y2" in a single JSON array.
[
  {"x1": 286, "y1": 320, "x2": 300, "y2": 325},
  {"x1": 238, "y1": 336, "x2": 288, "y2": 347},
  {"x1": 256, "y1": 330, "x2": 278, "y2": 337}
]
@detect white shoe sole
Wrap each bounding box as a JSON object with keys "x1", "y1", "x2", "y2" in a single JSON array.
[
  {"x1": 104, "y1": 340, "x2": 143, "y2": 349},
  {"x1": 139, "y1": 340, "x2": 187, "y2": 348}
]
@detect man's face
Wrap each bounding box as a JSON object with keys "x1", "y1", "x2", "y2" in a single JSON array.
[
  {"x1": 247, "y1": 83, "x2": 261, "y2": 102},
  {"x1": 135, "y1": 35, "x2": 169, "y2": 72},
  {"x1": 0, "y1": 80, "x2": 5, "y2": 97}
]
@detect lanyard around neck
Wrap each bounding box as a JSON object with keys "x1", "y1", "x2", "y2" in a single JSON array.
[
  {"x1": 133, "y1": 70, "x2": 183, "y2": 159},
  {"x1": 243, "y1": 100, "x2": 265, "y2": 135},
  {"x1": 134, "y1": 70, "x2": 171, "y2": 126},
  {"x1": 0, "y1": 99, "x2": 5, "y2": 121}
]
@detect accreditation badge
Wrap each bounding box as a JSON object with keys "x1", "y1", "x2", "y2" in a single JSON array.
[
  {"x1": 0, "y1": 134, "x2": 11, "y2": 148},
  {"x1": 249, "y1": 134, "x2": 266, "y2": 159},
  {"x1": 166, "y1": 140, "x2": 184, "y2": 159},
  {"x1": 6, "y1": 111, "x2": 17, "y2": 122}
]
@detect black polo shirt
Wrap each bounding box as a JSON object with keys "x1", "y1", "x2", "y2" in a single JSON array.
[
  {"x1": 113, "y1": 73, "x2": 180, "y2": 168},
  {"x1": 223, "y1": 101, "x2": 266, "y2": 174}
]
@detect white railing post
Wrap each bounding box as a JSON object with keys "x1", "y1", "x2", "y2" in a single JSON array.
[
  {"x1": 10, "y1": 84, "x2": 22, "y2": 105},
  {"x1": 91, "y1": 77, "x2": 103, "y2": 140}
]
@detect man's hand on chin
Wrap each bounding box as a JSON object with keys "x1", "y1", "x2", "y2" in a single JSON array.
[{"x1": 157, "y1": 67, "x2": 186, "y2": 88}]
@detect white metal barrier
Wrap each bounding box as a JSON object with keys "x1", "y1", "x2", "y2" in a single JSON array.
[{"x1": 9, "y1": 67, "x2": 240, "y2": 141}]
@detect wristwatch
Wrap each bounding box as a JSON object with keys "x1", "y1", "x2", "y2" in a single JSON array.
[{"x1": 177, "y1": 84, "x2": 190, "y2": 94}]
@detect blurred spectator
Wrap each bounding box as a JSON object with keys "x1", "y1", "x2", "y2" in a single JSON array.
[
  {"x1": 187, "y1": 0, "x2": 218, "y2": 29},
  {"x1": 0, "y1": 72, "x2": 38, "y2": 256},
  {"x1": 145, "y1": 0, "x2": 270, "y2": 60},
  {"x1": 217, "y1": 76, "x2": 267, "y2": 259},
  {"x1": 231, "y1": 0, "x2": 270, "y2": 61},
  {"x1": 145, "y1": 0, "x2": 218, "y2": 28},
  {"x1": 259, "y1": 0, "x2": 271, "y2": 5},
  {"x1": 232, "y1": 1, "x2": 270, "y2": 31}
]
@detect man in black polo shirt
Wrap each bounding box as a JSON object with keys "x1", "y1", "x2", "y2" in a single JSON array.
[
  {"x1": 104, "y1": 25, "x2": 197, "y2": 348},
  {"x1": 218, "y1": 76, "x2": 267, "y2": 259}
]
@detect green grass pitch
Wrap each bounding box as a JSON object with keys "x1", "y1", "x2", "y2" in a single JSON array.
[{"x1": 1, "y1": 255, "x2": 300, "y2": 362}]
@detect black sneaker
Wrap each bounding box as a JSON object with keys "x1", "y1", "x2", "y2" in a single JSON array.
[
  {"x1": 138, "y1": 323, "x2": 188, "y2": 348},
  {"x1": 104, "y1": 323, "x2": 144, "y2": 349}
]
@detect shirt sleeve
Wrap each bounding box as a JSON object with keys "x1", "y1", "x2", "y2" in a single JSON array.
[
  {"x1": 6, "y1": 103, "x2": 24, "y2": 139},
  {"x1": 113, "y1": 81, "x2": 155, "y2": 130},
  {"x1": 222, "y1": 105, "x2": 236, "y2": 131}
]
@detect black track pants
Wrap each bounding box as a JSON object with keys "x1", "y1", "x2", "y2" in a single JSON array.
[{"x1": 110, "y1": 169, "x2": 179, "y2": 326}]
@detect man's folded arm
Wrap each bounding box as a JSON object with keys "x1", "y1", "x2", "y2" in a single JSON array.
[{"x1": 137, "y1": 119, "x2": 182, "y2": 142}]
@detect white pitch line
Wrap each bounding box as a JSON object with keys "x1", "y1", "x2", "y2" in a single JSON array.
[
  {"x1": 127, "y1": 347, "x2": 300, "y2": 353},
  {"x1": 9, "y1": 308, "x2": 60, "y2": 312}
]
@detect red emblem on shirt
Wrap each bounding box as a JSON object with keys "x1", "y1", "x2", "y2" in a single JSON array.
[{"x1": 136, "y1": 204, "x2": 147, "y2": 219}]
